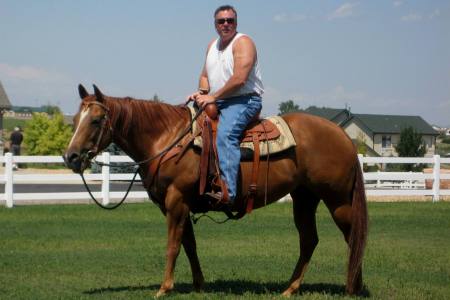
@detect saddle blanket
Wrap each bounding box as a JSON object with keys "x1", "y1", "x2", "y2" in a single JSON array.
[{"x1": 188, "y1": 107, "x2": 297, "y2": 156}]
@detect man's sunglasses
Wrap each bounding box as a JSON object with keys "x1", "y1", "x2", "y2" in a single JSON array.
[{"x1": 216, "y1": 18, "x2": 235, "y2": 25}]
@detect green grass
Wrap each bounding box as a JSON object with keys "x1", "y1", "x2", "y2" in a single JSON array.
[
  {"x1": 0, "y1": 202, "x2": 449, "y2": 299},
  {"x1": 3, "y1": 117, "x2": 28, "y2": 132}
]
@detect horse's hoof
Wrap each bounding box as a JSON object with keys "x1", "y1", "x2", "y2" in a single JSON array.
[
  {"x1": 193, "y1": 276, "x2": 205, "y2": 292},
  {"x1": 155, "y1": 289, "x2": 167, "y2": 298},
  {"x1": 193, "y1": 285, "x2": 203, "y2": 293},
  {"x1": 281, "y1": 289, "x2": 293, "y2": 297}
]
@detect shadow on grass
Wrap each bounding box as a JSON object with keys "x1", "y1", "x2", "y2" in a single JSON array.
[{"x1": 84, "y1": 280, "x2": 370, "y2": 297}]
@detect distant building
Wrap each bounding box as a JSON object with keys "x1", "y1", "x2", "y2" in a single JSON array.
[
  {"x1": 4, "y1": 105, "x2": 52, "y2": 119},
  {"x1": 0, "y1": 81, "x2": 13, "y2": 137},
  {"x1": 432, "y1": 125, "x2": 450, "y2": 136},
  {"x1": 304, "y1": 106, "x2": 439, "y2": 157}
]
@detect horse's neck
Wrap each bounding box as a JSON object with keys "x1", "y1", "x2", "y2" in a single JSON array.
[{"x1": 108, "y1": 99, "x2": 188, "y2": 163}]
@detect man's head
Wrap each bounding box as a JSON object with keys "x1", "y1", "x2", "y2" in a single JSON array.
[
  {"x1": 214, "y1": 5, "x2": 237, "y2": 41},
  {"x1": 14, "y1": 127, "x2": 20, "y2": 132}
]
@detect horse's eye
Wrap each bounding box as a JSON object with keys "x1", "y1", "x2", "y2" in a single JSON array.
[{"x1": 91, "y1": 118, "x2": 102, "y2": 126}]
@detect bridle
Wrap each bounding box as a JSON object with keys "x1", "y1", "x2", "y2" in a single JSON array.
[
  {"x1": 77, "y1": 100, "x2": 203, "y2": 210},
  {"x1": 84, "y1": 101, "x2": 113, "y2": 161},
  {"x1": 78, "y1": 100, "x2": 131, "y2": 210}
]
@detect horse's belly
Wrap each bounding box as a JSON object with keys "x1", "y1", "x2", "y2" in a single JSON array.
[{"x1": 239, "y1": 156, "x2": 298, "y2": 205}]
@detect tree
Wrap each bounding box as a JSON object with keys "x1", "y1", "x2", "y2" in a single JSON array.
[
  {"x1": 23, "y1": 112, "x2": 73, "y2": 155},
  {"x1": 41, "y1": 104, "x2": 62, "y2": 115},
  {"x1": 395, "y1": 126, "x2": 427, "y2": 171},
  {"x1": 152, "y1": 93, "x2": 163, "y2": 102},
  {"x1": 356, "y1": 132, "x2": 368, "y2": 156},
  {"x1": 278, "y1": 100, "x2": 300, "y2": 115}
]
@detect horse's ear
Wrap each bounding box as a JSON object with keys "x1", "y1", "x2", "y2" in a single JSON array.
[
  {"x1": 78, "y1": 84, "x2": 89, "y2": 99},
  {"x1": 93, "y1": 84, "x2": 104, "y2": 103}
]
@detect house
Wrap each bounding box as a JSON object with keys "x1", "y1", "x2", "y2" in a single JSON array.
[
  {"x1": 432, "y1": 125, "x2": 450, "y2": 136},
  {"x1": 0, "y1": 81, "x2": 13, "y2": 136},
  {"x1": 304, "y1": 106, "x2": 439, "y2": 157}
]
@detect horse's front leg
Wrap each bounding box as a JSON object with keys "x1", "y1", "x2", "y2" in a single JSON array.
[
  {"x1": 182, "y1": 216, "x2": 204, "y2": 291},
  {"x1": 156, "y1": 189, "x2": 192, "y2": 297}
]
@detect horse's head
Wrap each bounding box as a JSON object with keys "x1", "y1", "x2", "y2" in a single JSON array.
[{"x1": 63, "y1": 84, "x2": 113, "y2": 173}]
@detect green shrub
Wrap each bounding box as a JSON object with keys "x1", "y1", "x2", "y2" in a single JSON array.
[{"x1": 23, "y1": 112, "x2": 72, "y2": 156}]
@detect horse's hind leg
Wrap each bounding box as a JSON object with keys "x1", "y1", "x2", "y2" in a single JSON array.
[
  {"x1": 323, "y1": 198, "x2": 363, "y2": 295},
  {"x1": 182, "y1": 217, "x2": 204, "y2": 291},
  {"x1": 282, "y1": 187, "x2": 320, "y2": 297}
]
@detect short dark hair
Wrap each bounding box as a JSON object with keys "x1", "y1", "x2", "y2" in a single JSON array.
[{"x1": 214, "y1": 5, "x2": 237, "y2": 18}]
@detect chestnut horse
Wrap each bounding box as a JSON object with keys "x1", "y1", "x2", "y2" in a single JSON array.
[{"x1": 64, "y1": 84, "x2": 368, "y2": 297}]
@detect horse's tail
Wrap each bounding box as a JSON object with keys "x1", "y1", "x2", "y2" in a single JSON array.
[{"x1": 347, "y1": 159, "x2": 368, "y2": 294}]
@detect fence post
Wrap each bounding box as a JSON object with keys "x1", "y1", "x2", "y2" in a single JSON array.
[
  {"x1": 5, "y1": 153, "x2": 13, "y2": 208},
  {"x1": 432, "y1": 155, "x2": 440, "y2": 202},
  {"x1": 101, "y1": 152, "x2": 110, "y2": 205}
]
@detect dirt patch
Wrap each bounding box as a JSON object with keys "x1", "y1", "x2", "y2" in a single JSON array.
[
  {"x1": 367, "y1": 195, "x2": 450, "y2": 202},
  {"x1": 423, "y1": 168, "x2": 450, "y2": 189}
]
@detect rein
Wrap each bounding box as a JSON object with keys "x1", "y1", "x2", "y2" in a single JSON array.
[
  {"x1": 80, "y1": 168, "x2": 139, "y2": 210},
  {"x1": 80, "y1": 101, "x2": 203, "y2": 210}
]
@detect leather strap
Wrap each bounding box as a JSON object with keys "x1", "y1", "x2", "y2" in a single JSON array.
[
  {"x1": 199, "y1": 117, "x2": 212, "y2": 195},
  {"x1": 246, "y1": 132, "x2": 260, "y2": 214}
]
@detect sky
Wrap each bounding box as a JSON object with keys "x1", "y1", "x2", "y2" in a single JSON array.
[{"x1": 1, "y1": 0, "x2": 449, "y2": 126}]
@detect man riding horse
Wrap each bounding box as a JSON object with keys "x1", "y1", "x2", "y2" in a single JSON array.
[
  {"x1": 64, "y1": 4, "x2": 368, "y2": 297},
  {"x1": 187, "y1": 5, "x2": 263, "y2": 206}
]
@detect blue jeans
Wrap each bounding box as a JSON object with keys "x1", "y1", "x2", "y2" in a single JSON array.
[{"x1": 216, "y1": 95, "x2": 262, "y2": 202}]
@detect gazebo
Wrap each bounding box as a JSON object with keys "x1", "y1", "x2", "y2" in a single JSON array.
[{"x1": 0, "y1": 81, "x2": 13, "y2": 140}]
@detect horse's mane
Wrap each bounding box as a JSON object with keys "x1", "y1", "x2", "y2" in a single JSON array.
[{"x1": 104, "y1": 96, "x2": 188, "y2": 136}]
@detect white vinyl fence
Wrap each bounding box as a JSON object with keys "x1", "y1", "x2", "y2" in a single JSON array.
[
  {"x1": 358, "y1": 155, "x2": 450, "y2": 201},
  {"x1": 0, "y1": 152, "x2": 147, "y2": 208},
  {"x1": 1, "y1": 153, "x2": 449, "y2": 208}
]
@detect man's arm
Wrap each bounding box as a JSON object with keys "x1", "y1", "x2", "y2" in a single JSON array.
[
  {"x1": 212, "y1": 36, "x2": 256, "y2": 99},
  {"x1": 198, "y1": 65, "x2": 209, "y2": 94},
  {"x1": 195, "y1": 36, "x2": 257, "y2": 108}
]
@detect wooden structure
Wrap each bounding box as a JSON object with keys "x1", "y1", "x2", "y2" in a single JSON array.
[{"x1": 0, "y1": 81, "x2": 13, "y2": 147}]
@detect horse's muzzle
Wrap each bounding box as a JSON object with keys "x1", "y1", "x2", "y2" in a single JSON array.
[{"x1": 63, "y1": 151, "x2": 87, "y2": 174}]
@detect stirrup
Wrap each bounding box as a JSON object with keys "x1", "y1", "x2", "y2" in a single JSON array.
[{"x1": 204, "y1": 191, "x2": 223, "y2": 202}]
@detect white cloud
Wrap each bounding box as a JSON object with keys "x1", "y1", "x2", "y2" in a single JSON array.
[
  {"x1": 0, "y1": 62, "x2": 76, "y2": 112},
  {"x1": 273, "y1": 13, "x2": 308, "y2": 23},
  {"x1": 401, "y1": 13, "x2": 423, "y2": 22},
  {"x1": 313, "y1": 85, "x2": 367, "y2": 110},
  {"x1": 429, "y1": 9, "x2": 440, "y2": 19},
  {"x1": 393, "y1": 1, "x2": 403, "y2": 7},
  {"x1": 328, "y1": 2, "x2": 359, "y2": 20},
  {"x1": 0, "y1": 63, "x2": 68, "y2": 82},
  {"x1": 437, "y1": 99, "x2": 450, "y2": 109}
]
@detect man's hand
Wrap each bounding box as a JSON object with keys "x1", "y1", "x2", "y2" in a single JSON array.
[
  {"x1": 186, "y1": 91, "x2": 202, "y2": 103},
  {"x1": 195, "y1": 94, "x2": 216, "y2": 109}
]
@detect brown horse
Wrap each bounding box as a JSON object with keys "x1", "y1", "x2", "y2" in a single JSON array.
[{"x1": 64, "y1": 84, "x2": 368, "y2": 297}]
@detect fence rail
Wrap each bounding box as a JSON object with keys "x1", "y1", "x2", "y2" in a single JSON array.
[
  {"x1": 1, "y1": 153, "x2": 449, "y2": 207},
  {"x1": 358, "y1": 154, "x2": 450, "y2": 200}
]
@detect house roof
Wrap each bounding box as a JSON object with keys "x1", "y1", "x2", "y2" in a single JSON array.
[
  {"x1": 0, "y1": 81, "x2": 12, "y2": 109},
  {"x1": 303, "y1": 106, "x2": 439, "y2": 136},
  {"x1": 304, "y1": 106, "x2": 347, "y2": 122},
  {"x1": 351, "y1": 114, "x2": 438, "y2": 135}
]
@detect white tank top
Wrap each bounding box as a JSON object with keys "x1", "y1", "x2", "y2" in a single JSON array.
[{"x1": 205, "y1": 33, "x2": 264, "y2": 98}]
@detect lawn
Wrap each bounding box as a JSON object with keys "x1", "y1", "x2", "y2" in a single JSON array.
[{"x1": 0, "y1": 202, "x2": 449, "y2": 299}]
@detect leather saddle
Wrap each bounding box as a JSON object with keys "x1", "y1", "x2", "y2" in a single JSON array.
[{"x1": 196, "y1": 105, "x2": 280, "y2": 216}]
